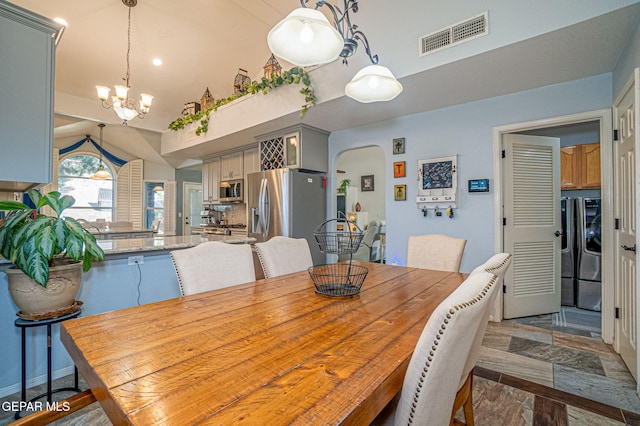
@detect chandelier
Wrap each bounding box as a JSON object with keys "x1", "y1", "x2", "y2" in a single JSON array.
[
  {"x1": 90, "y1": 124, "x2": 112, "y2": 180},
  {"x1": 267, "y1": 0, "x2": 403, "y2": 103},
  {"x1": 95, "y1": 0, "x2": 152, "y2": 124}
]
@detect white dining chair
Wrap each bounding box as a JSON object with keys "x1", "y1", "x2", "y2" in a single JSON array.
[
  {"x1": 170, "y1": 241, "x2": 256, "y2": 296},
  {"x1": 372, "y1": 271, "x2": 499, "y2": 426},
  {"x1": 471, "y1": 253, "x2": 513, "y2": 281},
  {"x1": 254, "y1": 236, "x2": 313, "y2": 278},
  {"x1": 407, "y1": 234, "x2": 467, "y2": 272}
]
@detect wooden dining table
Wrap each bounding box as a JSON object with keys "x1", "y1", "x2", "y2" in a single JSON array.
[{"x1": 60, "y1": 261, "x2": 466, "y2": 425}]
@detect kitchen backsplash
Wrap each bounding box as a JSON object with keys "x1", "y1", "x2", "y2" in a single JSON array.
[{"x1": 210, "y1": 203, "x2": 247, "y2": 226}]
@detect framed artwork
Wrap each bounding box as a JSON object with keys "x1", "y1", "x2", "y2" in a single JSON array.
[
  {"x1": 361, "y1": 175, "x2": 375, "y2": 192},
  {"x1": 392, "y1": 137, "x2": 405, "y2": 155},
  {"x1": 394, "y1": 184, "x2": 407, "y2": 201},
  {"x1": 393, "y1": 161, "x2": 406, "y2": 178}
]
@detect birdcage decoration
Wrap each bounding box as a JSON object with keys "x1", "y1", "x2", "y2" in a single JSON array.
[
  {"x1": 200, "y1": 87, "x2": 215, "y2": 110},
  {"x1": 234, "y1": 68, "x2": 251, "y2": 95},
  {"x1": 263, "y1": 54, "x2": 282, "y2": 78}
]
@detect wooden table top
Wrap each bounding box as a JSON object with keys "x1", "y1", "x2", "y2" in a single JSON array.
[{"x1": 60, "y1": 262, "x2": 465, "y2": 425}]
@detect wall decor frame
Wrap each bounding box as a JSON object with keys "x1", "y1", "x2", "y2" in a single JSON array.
[
  {"x1": 393, "y1": 161, "x2": 406, "y2": 178},
  {"x1": 416, "y1": 154, "x2": 457, "y2": 207},
  {"x1": 394, "y1": 184, "x2": 407, "y2": 201},
  {"x1": 392, "y1": 137, "x2": 405, "y2": 155},
  {"x1": 361, "y1": 175, "x2": 375, "y2": 192}
]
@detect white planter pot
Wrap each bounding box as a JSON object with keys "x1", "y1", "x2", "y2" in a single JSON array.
[{"x1": 5, "y1": 262, "x2": 82, "y2": 319}]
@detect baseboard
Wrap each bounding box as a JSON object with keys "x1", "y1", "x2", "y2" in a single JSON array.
[{"x1": 0, "y1": 365, "x2": 77, "y2": 398}]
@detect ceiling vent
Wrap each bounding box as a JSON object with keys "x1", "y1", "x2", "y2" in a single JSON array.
[{"x1": 419, "y1": 12, "x2": 488, "y2": 56}]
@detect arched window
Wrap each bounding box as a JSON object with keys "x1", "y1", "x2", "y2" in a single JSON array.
[{"x1": 58, "y1": 154, "x2": 114, "y2": 222}]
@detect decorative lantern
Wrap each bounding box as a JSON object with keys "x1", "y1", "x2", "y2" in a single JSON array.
[
  {"x1": 182, "y1": 102, "x2": 200, "y2": 116},
  {"x1": 200, "y1": 87, "x2": 215, "y2": 110},
  {"x1": 234, "y1": 68, "x2": 251, "y2": 95},
  {"x1": 263, "y1": 54, "x2": 282, "y2": 78}
]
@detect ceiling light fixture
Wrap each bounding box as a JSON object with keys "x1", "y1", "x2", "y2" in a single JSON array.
[
  {"x1": 267, "y1": 0, "x2": 402, "y2": 103},
  {"x1": 90, "y1": 124, "x2": 112, "y2": 180},
  {"x1": 95, "y1": 0, "x2": 152, "y2": 124}
]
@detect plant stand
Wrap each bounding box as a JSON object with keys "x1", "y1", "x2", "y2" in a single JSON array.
[{"x1": 14, "y1": 309, "x2": 84, "y2": 419}]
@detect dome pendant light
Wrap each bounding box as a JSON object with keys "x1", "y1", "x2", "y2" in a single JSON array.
[{"x1": 268, "y1": 0, "x2": 402, "y2": 103}]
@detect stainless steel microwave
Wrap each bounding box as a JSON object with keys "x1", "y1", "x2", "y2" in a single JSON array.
[{"x1": 219, "y1": 179, "x2": 243, "y2": 203}]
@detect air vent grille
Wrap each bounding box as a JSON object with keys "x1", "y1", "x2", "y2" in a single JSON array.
[{"x1": 420, "y1": 12, "x2": 488, "y2": 56}]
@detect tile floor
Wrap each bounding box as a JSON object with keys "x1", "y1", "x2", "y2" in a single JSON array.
[{"x1": 2, "y1": 307, "x2": 639, "y2": 425}]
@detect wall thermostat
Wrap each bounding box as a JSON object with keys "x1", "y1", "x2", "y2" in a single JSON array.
[{"x1": 468, "y1": 179, "x2": 490, "y2": 193}]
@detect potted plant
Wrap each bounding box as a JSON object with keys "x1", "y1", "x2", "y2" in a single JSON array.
[
  {"x1": 0, "y1": 189, "x2": 104, "y2": 318},
  {"x1": 338, "y1": 179, "x2": 351, "y2": 195}
]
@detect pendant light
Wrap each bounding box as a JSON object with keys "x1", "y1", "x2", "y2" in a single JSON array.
[
  {"x1": 267, "y1": 0, "x2": 402, "y2": 103},
  {"x1": 90, "y1": 124, "x2": 112, "y2": 180},
  {"x1": 95, "y1": 0, "x2": 152, "y2": 124}
]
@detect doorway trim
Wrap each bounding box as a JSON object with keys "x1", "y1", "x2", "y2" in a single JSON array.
[{"x1": 492, "y1": 109, "x2": 613, "y2": 344}]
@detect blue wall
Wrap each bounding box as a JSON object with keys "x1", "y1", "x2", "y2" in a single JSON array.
[
  {"x1": 328, "y1": 73, "x2": 612, "y2": 272},
  {"x1": 0, "y1": 253, "x2": 181, "y2": 397}
]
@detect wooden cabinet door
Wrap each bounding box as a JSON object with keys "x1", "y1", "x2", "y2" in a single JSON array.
[
  {"x1": 220, "y1": 152, "x2": 243, "y2": 180},
  {"x1": 580, "y1": 142, "x2": 601, "y2": 188},
  {"x1": 209, "y1": 158, "x2": 220, "y2": 201},
  {"x1": 202, "y1": 161, "x2": 211, "y2": 203},
  {"x1": 560, "y1": 146, "x2": 581, "y2": 189}
]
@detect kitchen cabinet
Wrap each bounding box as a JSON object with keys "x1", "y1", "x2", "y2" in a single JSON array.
[
  {"x1": 0, "y1": 3, "x2": 62, "y2": 191},
  {"x1": 220, "y1": 152, "x2": 243, "y2": 180},
  {"x1": 580, "y1": 143, "x2": 601, "y2": 189},
  {"x1": 560, "y1": 142, "x2": 600, "y2": 190},
  {"x1": 257, "y1": 124, "x2": 329, "y2": 173},
  {"x1": 243, "y1": 147, "x2": 260, "y2": 176},
  {"x1": 202, "y1": 158, "x2": 220, "y2": 203},
  {"x1": 243, "y1": 147, "x2": 259, "y2": 201}
]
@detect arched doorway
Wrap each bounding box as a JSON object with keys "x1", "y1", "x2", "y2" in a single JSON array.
[{"x1": 336, "y1": 146, "x2": 386, "y2": 262}]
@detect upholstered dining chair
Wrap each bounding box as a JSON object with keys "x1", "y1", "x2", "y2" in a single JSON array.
[
  {"x1": 372, "y1": 271, "x2": 499, "y2": 426},
  {"x1": 407, "y1": 234, "x2": 467, "y2": 272},
  {"x1": 471, "y1": 252, "x2": 513, "y2": 281},
  {"x1": 337, "y1": 220, "x2": 379, "y2": 262},
  {"x1": 170, "y1": 241, "x2": 256, "y2": 296},
  {"x1": 254, "y1": 236, "x2": 313, "y2": 278}
]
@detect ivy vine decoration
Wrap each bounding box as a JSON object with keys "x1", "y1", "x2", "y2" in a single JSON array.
[{"x1": 168, "y1": 67, "x2": 317, "y2": 136}]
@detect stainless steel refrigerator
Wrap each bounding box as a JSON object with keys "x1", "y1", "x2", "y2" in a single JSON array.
[
  {"x1": 247, "y1": 168, "x2": 326, "y2": 264},
  {"x1": 576, "y1": 197, "x2": 602, "y2": 311}
]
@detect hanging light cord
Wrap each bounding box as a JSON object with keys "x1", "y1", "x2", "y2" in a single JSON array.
[{"x1": 124, "y1": 5, "x2": 132, "y2": 90}]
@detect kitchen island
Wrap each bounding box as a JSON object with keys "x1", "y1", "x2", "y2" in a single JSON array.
[{"x1": 0, "y1": 234, "x2": 255, "y2": 398}]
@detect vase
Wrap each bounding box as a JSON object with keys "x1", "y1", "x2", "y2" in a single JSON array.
[{"x1": 5, "y1": 261, "x2": 83, "y2": 319}]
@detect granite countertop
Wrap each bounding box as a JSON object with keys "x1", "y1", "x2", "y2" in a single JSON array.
[
  {"x1": 88, "y1": 228, "x2": 156, "y2": 234},
  {"x1": 97, "y1": 235, "x2": 256, "y2": 255}
]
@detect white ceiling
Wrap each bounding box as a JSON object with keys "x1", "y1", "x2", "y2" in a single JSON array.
[{"x1": 9, "y1": 0, "x2": 640, "y2": 162}]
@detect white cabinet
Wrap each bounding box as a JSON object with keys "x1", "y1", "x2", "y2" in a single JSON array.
[
  {"x1": 220, "y1": 152, "x2": 243, "y2": 180},
  {"x1": 202, "y1": 158, "x2": 220, "y2": 203},
  {"x1": 0, "y1": 3, "x2": 62, "y2": 191},
  {"x1": 243, "y1": 147, "x2": 260, "y2": 177}
]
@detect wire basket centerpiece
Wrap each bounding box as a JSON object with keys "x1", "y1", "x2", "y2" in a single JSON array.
[{"x1": 309, "y1": 213, "x2": 369, "y2": 297}]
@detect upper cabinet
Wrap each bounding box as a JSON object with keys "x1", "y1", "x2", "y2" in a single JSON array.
[
  {"x1": 0, "y1": 2, "x2": 62, "y2": 191},
  {"x1": 243, "y1": 147, "x2": 260, "y2": 177},
  {"x1": 560, "y1": 142, "x2": 600, "y2": 190},
  {"x1": 202, "y1": 158, "x2": 220, "y2": 203},
  {"x1": 220, "y1": 152, "x2": 243, "y2": 180},
  {"x1": 257, "y1": 125, "x2": 329, "y2": 173}
]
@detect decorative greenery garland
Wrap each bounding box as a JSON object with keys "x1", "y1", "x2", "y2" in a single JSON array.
[{"x1": 168, "y1": 67, "x2": 317, "y2": 136}]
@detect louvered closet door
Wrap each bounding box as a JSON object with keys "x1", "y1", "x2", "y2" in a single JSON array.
[{"x1": 503, "y1": 134, "x2": 561, "y2": 319}]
